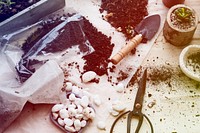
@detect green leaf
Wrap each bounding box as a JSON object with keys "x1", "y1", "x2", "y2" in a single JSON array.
[{"x1": 174, "y1": 7, "x2": 192, "y2": 23}]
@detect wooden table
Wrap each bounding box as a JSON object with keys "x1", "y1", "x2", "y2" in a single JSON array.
[{"x1": 4, "y1": 0, "x2": 200, "y2": 133}]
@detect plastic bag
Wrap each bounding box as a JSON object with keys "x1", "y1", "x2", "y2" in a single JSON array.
[
  {"x1": 0, "y1": 13, "x2": 94, "y2": 132},
  {"x1": 2, "y1": 14, "x2": 94, "y2": 83}
]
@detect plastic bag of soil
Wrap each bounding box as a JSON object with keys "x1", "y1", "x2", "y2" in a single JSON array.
[
  {"x1": 1, "y1": 14, "x2": 94, "y2": 83},
  {"x1": 0, "y1": 22, "x2": 65, "y2": 131},
  {"x1": 0, "y1": 13, "x2": 95, "y2": 132}
]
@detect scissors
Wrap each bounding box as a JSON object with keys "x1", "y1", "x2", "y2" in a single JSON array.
[{"x1": 110, "y1": 69, "x2": 154, "y2": 133}]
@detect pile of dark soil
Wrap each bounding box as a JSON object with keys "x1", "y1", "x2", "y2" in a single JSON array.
[
  {"x1": 16, "y1": 15, "x2": 114, "y2": 82},
  {"x1": 82, "y1": 17, "x2": 114, "y2": 76},
  {"x1": 100, "y1": 0, "x2": 148, "y2": 38}
]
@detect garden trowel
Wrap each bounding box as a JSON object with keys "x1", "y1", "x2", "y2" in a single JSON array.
[{"x1": 111, "y1": 14, "x2": 161, "y2": 64}]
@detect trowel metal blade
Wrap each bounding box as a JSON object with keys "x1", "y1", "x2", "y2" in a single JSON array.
[{"x1": 135, "y1": 14, "x2": 161, "y2": 40}]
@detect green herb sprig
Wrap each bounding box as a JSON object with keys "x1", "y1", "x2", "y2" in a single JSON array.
[{"x1": 175, "y1": 7, "x2": 193, "y2": 23}]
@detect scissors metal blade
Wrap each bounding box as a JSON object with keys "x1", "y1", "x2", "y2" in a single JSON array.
[{"x1": 132, "y1": 69, "x2": 147, "y2": 111}]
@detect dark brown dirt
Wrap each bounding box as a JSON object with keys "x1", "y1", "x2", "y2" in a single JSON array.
[{"x1": 100, "y1": 0, "x2": 148, "y2": 39}]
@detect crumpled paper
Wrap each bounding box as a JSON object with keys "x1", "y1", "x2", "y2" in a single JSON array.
[{"x1": 0, "y1": 59, "x2": 64, "y2": 132}]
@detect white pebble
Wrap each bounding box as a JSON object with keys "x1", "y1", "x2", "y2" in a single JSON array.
[
  {"x1": 88, "y1": 112, "x2": 95, "y2": 120},
  {"x1": 65, "y1": 82, "x2": 73, "y2": 91},
  {"x1": 81, "y1": 120, "x2": 87, "y2": 127},
  {"x1": 77, "y1": 105, "x2": 83, "y2": 113},
  {"x1": 112, "y1": 104, "x2": 126, "y2": 112},
  {"x1": 82, "y1": 90, "x2": 92, "y2": 101},
  {"x1": 52, "y1": 104, "x2": 64, "y2": 112},
  {"x1": 74, "y1": 119, "x2": 82, "y2": 131},
  {"x1": 69, "y1": 93, "x2": 76, "y2": 101},
  {"x1": 64, "y1": 118, "x2": 73, "y2": 126},
  {"x1": 147, "y1": 100, "x2": 156, "y2": 108},
  {"x1": 115, "y1": 83, "x2": 124, "y2": 93},
  {"x1": 97, "y1": 121, "x2": 106, "y2": 130},
  {"x1": 64, "y1": 125, "x2": 76, "y2": 132},
  {"x1": 75, "y1": 126, "x2": 81, "y2": 132},
  {"x1": 83, "y1": 116, "x2": 89, "y2": 120},
  {"x1": 75, "y1": 114, "x2": 83, "y2": 119},
  {"x1": 64, "y1": 100, "x2": 71, "y2": 108},
  {"x1": 110, "y1": 109, "x2": 119, "y2": 117},
  {"x1": 83, "y1": 107, "x2": 90, "y2": 115},
  {"x1": 83, "y1": 107, "x2": 95, "y2": 119},
  {"x1": 93, "y1": 95, "x2": 102, "y2": 106},
  {"x1": 68, "y1": 103, "x2": 76, "y2": 109},
  {"x1": 74, "y1": 98, "x2": 81, "y2": 106},
  {"x1": 68, "y1": 107, "x2": 77, "y2": 117},
  {"x1": 72, "y1": 86, "x2": 80, "y2": 95},
  {"x1": 59, "y1": 109, "x2": 69, "y2": 119},
  {"x1": 82, "y1": 71, "x2": 97, "y2": 83},
  {"x1": 81, "y1": 96, "x2": 89, "y2": 108},
  {"x1": 87, "y1": 108, "x2": 95, "y2": 120},
  {"x1": 57, "y1": 118, "x2": 65, "y2": 126},
  {"x1": 52, "y1": 112, "x2": 58, "y2": 120}
]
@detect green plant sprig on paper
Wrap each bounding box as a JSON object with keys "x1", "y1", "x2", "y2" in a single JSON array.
[{"x1": 174, "y1": 7, "x2": 193, "y2": 23}]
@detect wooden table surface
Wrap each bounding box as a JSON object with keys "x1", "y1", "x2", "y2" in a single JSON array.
[{"x1": 4, "y1": 0, "x2": 200, "y2": 133}]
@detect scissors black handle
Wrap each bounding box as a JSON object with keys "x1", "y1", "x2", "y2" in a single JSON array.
[{"x1": 110, "y1": 110, "x2": 154, "y2": 133}]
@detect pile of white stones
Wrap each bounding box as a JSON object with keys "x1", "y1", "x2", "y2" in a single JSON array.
[
  {"x1": 51, "y1": 73, "x2": 127, "y2": 132},
  {"x1": 51, "y1": 92, "x2": 95, "y2": 132}
]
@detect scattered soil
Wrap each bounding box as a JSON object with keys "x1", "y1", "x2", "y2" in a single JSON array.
[
  {"x1": 128, "y1": 63, "x2": 200, "y2": 89},
  {"x1": 117, "y1": 70, "x2": 129, "y2": 82},
  {"x1": 0, "y1": 0, "x2": 40, "y2": 22},
  {"x1": 128, "y1": 66, "x2": 143, "y2": 86},
  {"x1": 147, "y1": 66, "x2": 173, "y2": 84},
  {"x1": 100, "y1": 0, "x2": 148, "y2": 39},
  {"x1": 128, "y1": 66, "x2": 175, "y2": 86}
]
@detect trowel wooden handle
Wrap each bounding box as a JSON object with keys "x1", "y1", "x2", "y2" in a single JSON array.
[{"x1": 111, "y1": 34, "x2": 143, "y2": 64}]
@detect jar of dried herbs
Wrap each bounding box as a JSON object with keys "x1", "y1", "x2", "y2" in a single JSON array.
[{"x1": 186, "y1": 52, "x2": 200, "y2": 77}]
